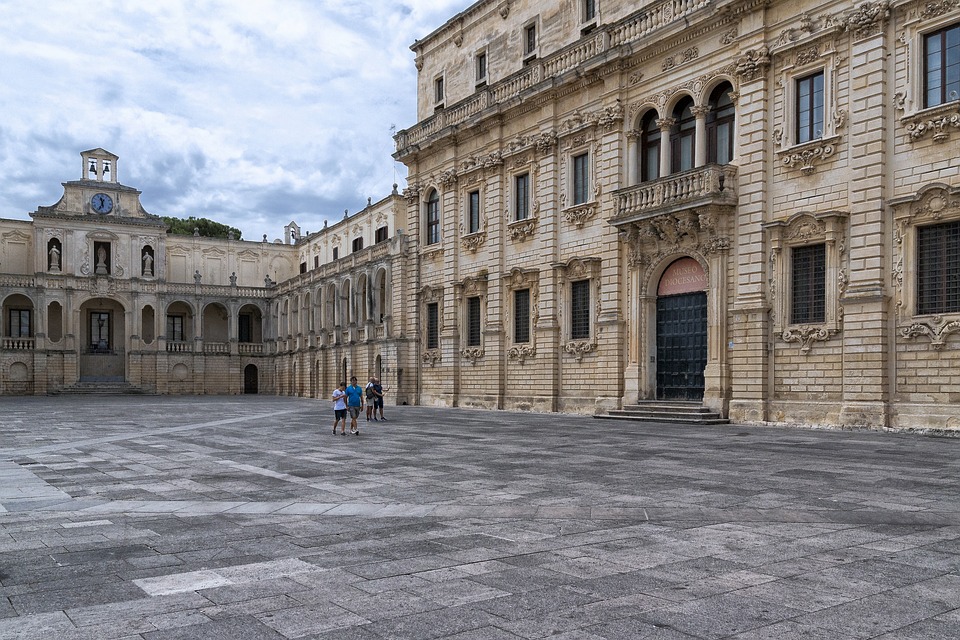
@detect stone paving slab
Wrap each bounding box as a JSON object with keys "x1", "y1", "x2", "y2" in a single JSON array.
[{"x1": 1, "y1": 395, "x2": 960, "y2": 638}]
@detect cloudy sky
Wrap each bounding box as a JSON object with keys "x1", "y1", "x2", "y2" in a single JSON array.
[{"x1": 0, "y1": 0, "x2": 472, "y2": 241}]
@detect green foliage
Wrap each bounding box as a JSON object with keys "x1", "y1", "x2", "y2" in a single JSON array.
[{"x1": 162, "y1": 216, "x2": 242, "y2": 240}]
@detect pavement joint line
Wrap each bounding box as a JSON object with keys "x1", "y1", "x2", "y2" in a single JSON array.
[{"x1": 0, "y1": 409, "x2": 301, "y2": 459}]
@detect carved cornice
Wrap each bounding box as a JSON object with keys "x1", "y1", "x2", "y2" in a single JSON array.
[
  {"x1": 508, "y1": 217, "x2": 538, "y2": 241},
  {"x1": 563, "y1": 340, "x2": 596, "y2": 362},
  {"x1": 562, "y1": 203, "x2": 597, "y2": 228},
  {"x1": 901, "y1": 316, "x2": 960, "y2": 349},
  {"x1": 507, "y1": 344, "x2": 535, "y2": 364},
  {"x1": 421, "y1": 349, "x2": 442, "y2": 366},
  {"x1": 734, "y1": 46, "x2": 770, "y2": 82},
  {"x1": 460, "y1": 347, "x2": 485, "y2": 363},
  {"x1": 781, "y1": 326, "x2": 838, "y2": 354},
  {"x1": 904, "y1": 109, "x2": 960, "y2": 143},
  {"x1": 460, "y1": 232, "x2": 486, "y2": 253},
  {"x1": 778, "y1": 135, "x2": 840, "y2": 174},
  {"x1": 841, "y1": 0, "x2": 890, "y2": 40}
]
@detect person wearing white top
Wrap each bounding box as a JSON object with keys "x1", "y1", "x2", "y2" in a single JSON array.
[{"x1": 331, "y1": 381, "x2": 348, "y2": 435}]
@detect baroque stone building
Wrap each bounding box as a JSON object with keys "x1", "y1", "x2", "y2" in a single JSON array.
[
  {"x1": 392, "y1": 0, "x2": 960, "y2": 429},
  {"x1": 0, "y1": 148, "x2": 410, "y2": 399}
]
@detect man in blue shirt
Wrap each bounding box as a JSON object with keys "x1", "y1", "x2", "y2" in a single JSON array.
[{"x1": 345, "y1": 376, "x2": 365, "y2": 435}]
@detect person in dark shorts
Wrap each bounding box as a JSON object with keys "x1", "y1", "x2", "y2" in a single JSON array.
[
  {"x1": 345, "y1": 376, "x2": 365, "y2": 435},
  {"x1": 332, "y1": 381, "x2": 347, "y2": 435},
  {"x1": 372, "y1": 378, "x2": 386, "y2": 421}
]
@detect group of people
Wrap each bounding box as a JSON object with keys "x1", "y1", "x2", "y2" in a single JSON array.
[{"x1": 331, "y1": 376, "x2": 386, "y2": 436}]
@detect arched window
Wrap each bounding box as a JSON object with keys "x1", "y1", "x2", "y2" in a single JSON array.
[
  {"x1": 670, "y1": 97, "x2": 696, "y2": 173},
  {"x1": 425, "y1": 190, "x2": 440, "y2": 245},
  {"x1": 639, "y1": 111, "x2": 661, "y2": 182},
  {"x1": 707, "y1": 83, "x2": 735, "y2": 165}
]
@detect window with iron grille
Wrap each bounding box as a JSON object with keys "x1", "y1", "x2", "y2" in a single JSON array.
[
  {"x1": 515, "y1": 173, "x2": 529, "y2": 221},
  {"x1": 571, "y1": 280, "x2": 590, "y2": 340},
  {"x1": 426, "y1": 190, "x2": 440, "y2": 244},
  {"x1": 918, "y1": 220, "x2": 960, "y2": 314},
  {"x1": 468, "y1": 190, "x2": 481, "y2": 233},
  {"x1": 791, "y1": 244, "x2": 826, "y2": 324},
  {"x1": 8, "y1": 309, "x2": 30, "y2": 337},
  {"x1": 796, "y1": 71, "x2": 824, "y2": 144},
  {"x1": 426, "y1": 302, "x2": 439, "y2": 349},
  {"x1": 573, "y1": 153, "x2": 589, "y2": 205},
  {"x1": 514, "y1": 288, "x2": 530, "y2": 343},
  {"x1": 467, "y1": 296, "x2": 481, "y2": 346},
  {"x1": 924, "y1": 23, "x2": 960, "y2": 108},
  {"x1": 375, "y1": 226, "x2": 389, "y2": 243}
]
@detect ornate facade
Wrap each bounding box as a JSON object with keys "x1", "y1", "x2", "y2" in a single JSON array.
[
  {"x1": 392, "y1": 0, "x2": 960, "y2": 429},
  {"x1": 0, "y1": 148, "x2": 411, "y2": 399}
]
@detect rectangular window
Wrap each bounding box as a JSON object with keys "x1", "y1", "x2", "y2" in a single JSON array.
[
  {"x1": 426, "y1": 194, "x2": 441, "y2": 245},
  {"x1": 476, "y1": 51, "x2": 487, "y2": 84},
  {"x1": 426, "y1": 302, "x2": 439, "y2": 350},
  {"x1": 375, "y1": 226, "x2": 389, "y2": 243},
  {"x1": 166, "y1": 314, "x2": 184, "y2": 342},
  {"x1": 314, "y1": 255, "x2": 319, "y2": 269},
  {"x1": 918, "y1": 221, "x2": 960, "y2": 315},
  {"x1": 91, "y1": 311, "x2": 110, "y2": 351},
  {"x1": 791, "y1": 244, "x2": 826, "y2": 324},
  {"x1": 796, "y1": 71, "x2": 824, "y2": 144},
  {"x1": 584, "y1": 0, "x2": 597, "y2": 22},
  {"x1": 524, "y1": 24, "x2": 537, "y2": 56},
  {"x1": 573, "y1": 153, "x2": 590, "y2": 205},
  {"x1": 238, "y1": 314, "x2": 252, "y2": 343},
  {"x1": 468, "y1": 190, "x2": 481, "y2": 233},
  {"x1": 571, "y1": 280, "x2": 591, "y2": 340},
  {"x1": 514, "y1": 288, "x2": 530, "y2": 344},
  {"x1": 925, "y1": 24, "x2": 960, "y2": 108},
  {"x1": 352, "y1": 237, "x2": 364, "y2": 252},
  {"x1": 299, "y1": 262, "x2": 307, "y2": 274},
  {"x1": 515, "y1": 173, "x2": 530, "y2": 221},
  {"x1": 9, "y1": 309, "x2": 30, "y2": 337},
  {"x1": 333, "y1": 247, "x2": 339, "y2": 260},
  {"x1": 467, "y1": 296, "x2": 481, "y2": 347},
  {"x1": 434, "y1": 76, "x2": 444, "y2": 106}
]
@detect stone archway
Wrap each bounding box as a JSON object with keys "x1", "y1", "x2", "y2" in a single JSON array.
[{"x1": 78, "y1": 297, "x2": 127, "y2": 382}]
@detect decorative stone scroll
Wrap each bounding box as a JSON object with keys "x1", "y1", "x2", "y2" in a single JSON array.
[
  {"x1": 421, "y1": 350, "x2": 442, "y2": 366},
  {"x1": 507, "y1": 344, "x2": 535, "y2": 364},
  {"x1": 507, "y1": 217, "x2": 538, "y2": 241},
  {"x1": 778, "y1": 136, "x2": 839, "y2": 174},
  {"x1": 460, "y1": 347, "x2": 485, "y2": 364},
  {"x1": 563, "y1": 340, "x2": 596, "y2": 362},
  {"x1": 562, "y1": 203, "x2": 597, "y2": 228},
  {"x1": 842, "y1": 0, "x2": 890, "y2": 39},
  {"x1": 734, "y1": 46, "x2": 770, "y2": 82},
  {"x1": 904, "y1": 112, "x2": 960, "y2": 143},
  {"x1": 781, "y1": 326, "x2": 838, "y2": 354},
  {"x1": 460, "y1": 232, "x2": 486, "y2": 253},
  {"x1": 901, "y1": 317, "x2": 960, "y2": 350}
]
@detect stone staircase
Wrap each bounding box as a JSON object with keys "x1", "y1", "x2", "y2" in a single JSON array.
[
  {"x1": 54, "y1": 381, "x2": 152, "y2": 395},
  {"x1": 600, "y1": 400, "x2": 729, "y2": 425}
]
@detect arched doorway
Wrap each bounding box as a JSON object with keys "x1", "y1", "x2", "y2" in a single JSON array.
[
  {"x1": 244, "y1": 364, "x2": 258, "y2": 394},
  {"x1": 656, "y1": 258, "x2": 707, "y2": 400},
  {"x1": 79, "y1": 298, "x2": 127, "y2": 382}
]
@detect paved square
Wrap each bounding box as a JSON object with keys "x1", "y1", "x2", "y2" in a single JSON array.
[{"x1": 1, "y1": 396, "x2": 960, "y2": 639}]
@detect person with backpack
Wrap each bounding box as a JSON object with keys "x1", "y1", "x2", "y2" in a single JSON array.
[{"x1": 364, "y1": 376, "x2": 376, "y2": 422}]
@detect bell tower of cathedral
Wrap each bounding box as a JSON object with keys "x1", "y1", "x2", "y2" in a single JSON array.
[{"x1": 81, "y1": 148, "x2": 118, "y2": 184}]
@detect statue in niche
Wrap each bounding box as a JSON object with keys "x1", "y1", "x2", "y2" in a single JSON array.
[
  {"x1": 142, "y1": 250, "x2": 153, "y2": 277},
  {"x1": 194, "y1": 269, "x2": 202, "y2": 284},
  {"x1": 48, "y1": 245, "x2": 61, "y2": 272},
  {"x1": 95, "y1": 245, "x2": 108, "y2": 275},
  {"x1": 229, "y1": 271, "x2": 237, "y2": 286}
]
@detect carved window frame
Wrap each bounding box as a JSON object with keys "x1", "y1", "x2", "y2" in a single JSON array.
[
  {"x1": 891, "y1": 183, "x2": 960, "y2": 349},
  {"x1": 560, "y1": 134, "x2": 598, "y2": 227},
  {"x1": 774, "y1": 40, "x2": 843, "y2": 173},
  {"x1": 506, "y1": 157, "x2": 539, "y2": 241},
  {"x1": 420, "y1": 285, "x2": 444, "y2": 363},
  {"x1": 503, "y1": 268, "x2": 539, "y2": 361},
  {"x1": 455, "y1": 275, "x2": 487, "y2": 361},
  {"x1": 764, "y1": 211, "x2": 846, "y2": 351},
  {"x1": 897, "y1": 11, "x2": 960, "y2": 141},
  {"x1": 557, "y1": 258, "x2": 600, "y2": 361}
]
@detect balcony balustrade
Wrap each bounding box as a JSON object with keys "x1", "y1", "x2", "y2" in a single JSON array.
[{"x1": 612, "y1": 164, "x2": 738, "y2": 224}]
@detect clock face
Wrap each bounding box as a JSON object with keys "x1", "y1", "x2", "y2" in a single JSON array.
[{"x1": 91, "y1": 193, "x2": 113, "y2": 214}]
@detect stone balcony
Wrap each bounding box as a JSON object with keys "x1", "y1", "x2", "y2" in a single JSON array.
[{"x1": 611, "y1": 164, "x2": 738, "y2": 227}]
